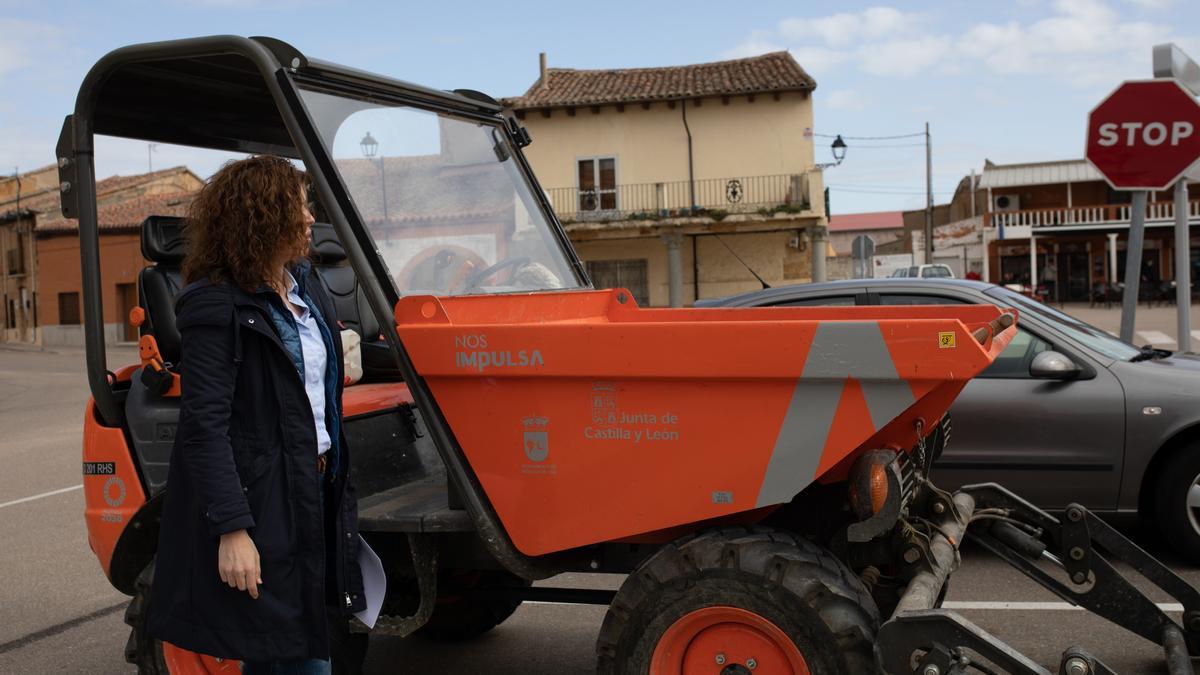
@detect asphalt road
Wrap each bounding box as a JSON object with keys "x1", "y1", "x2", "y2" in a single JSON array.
[{"x1": 2, "y1": 344, "x2": 1199, "y2": 674}]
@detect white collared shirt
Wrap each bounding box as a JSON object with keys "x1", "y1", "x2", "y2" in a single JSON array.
[{"x1": 284, "y1": 272, "x2": 331, "y2": 456}]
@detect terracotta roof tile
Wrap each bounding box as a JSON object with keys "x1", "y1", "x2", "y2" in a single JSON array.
[
  {"x1": 0, "y1": 165, "x2": 196, "y2": 215},
  {"x1": 502, "y1": 51, "x2": 815, "y2": 110},
  {"x1": 38, "y1": 191, "x2": 194, "y2": 234}
]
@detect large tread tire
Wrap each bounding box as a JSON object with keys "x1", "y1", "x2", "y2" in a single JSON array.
[
  {"x1": 596, "y1": 526, "x2": 880, "y2": 675},
  {"x1": 124, "y1": 560, "x2": 168, "y2": 674},
  {"x1": 417, "y1": 570, "x2": 532, "y2": 641},
  {"x1": 1154, "y1": 442, "x2": 1200, "y2": 563}
]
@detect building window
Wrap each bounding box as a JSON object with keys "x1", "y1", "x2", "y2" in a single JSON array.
[
  {"x1": 578, "y1": 157, "x2": 617, "y2": 214},
  {"x1": 58, "y1": 292, "x2": 81, "y2": 326},
  {"x1": 587, "y1": 259, "x2": 649, "y2": 306}
]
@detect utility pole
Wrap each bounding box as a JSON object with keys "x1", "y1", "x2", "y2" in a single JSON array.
[
  {"x1": 147, "y1": 143, "x2": 157, "y2": 173},
  {"x1": 924, "y1": 121, "x2": 933, "y2": 264}
]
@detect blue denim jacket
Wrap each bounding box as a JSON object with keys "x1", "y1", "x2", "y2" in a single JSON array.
[{"x1": 263, "y1": 260, "x2": 342, "y2": 479}]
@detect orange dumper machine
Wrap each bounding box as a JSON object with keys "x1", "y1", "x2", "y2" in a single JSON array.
[{"x1": 65, "y1": 36, "x2": 1200, "y2": 675}]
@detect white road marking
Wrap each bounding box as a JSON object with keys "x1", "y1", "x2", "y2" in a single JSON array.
[
  {"x1": 944, "y1": 600, "x2": 1183, "y2": 612},
  {"x1": 1137, "y1": 330, "x2": 1176, "y2": 346},
  {"x1": 0, "y1": 484, "x2": 83, "y2": 510}
]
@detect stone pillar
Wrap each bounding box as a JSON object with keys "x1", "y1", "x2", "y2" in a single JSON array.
[
  {"x1": 1107, "y1": 232, "x2": 1119, "y2": 284},
  {"x1": 663, "y1": 233, "x2": 684, "y2": 308},
  {"x1": 1029, "y1": 235, "x2": 1038, "y2": 289},
  {"x1": 811, "y1": 225, "x2": 827, "y2": 283}
]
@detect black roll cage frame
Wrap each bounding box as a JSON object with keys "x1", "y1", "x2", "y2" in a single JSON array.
[{"x1": 59, "y1": 34, "x2": 591, "y2": 578}]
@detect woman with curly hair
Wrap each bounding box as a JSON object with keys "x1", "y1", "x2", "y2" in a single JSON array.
[{"x1": 148, "y1": 155, "x2": 365, "y2": 674}]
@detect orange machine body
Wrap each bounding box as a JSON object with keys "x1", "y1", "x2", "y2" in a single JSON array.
[
  {"x1": 395, "y1": 289, "x2": 1014, "y2": 556},
  {"x1": 82, "y1": 397, "x2": 149, "y2": 579}
]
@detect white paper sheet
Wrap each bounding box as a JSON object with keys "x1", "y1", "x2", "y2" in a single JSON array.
[{"x1": 353, "y1": 535, "x2": 386, "y2": 629}]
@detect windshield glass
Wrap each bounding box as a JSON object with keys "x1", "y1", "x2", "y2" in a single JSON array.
[
  {"x1": 298, "y1": 87, "x2": 581, "y2": 296},
  {"x1": 984, "y1": 286, "x2": 1142, "y2": 361}
]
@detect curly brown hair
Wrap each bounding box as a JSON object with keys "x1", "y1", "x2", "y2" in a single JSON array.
[{"x1": 182, "y1": 155, "x2": 310, "y2": 291}]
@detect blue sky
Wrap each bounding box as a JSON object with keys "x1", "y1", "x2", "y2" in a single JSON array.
[{"x1": 1, "y1": 0, "x2": 1198, "y2": 213}]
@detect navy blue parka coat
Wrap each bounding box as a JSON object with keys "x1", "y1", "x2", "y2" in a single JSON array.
[{"x1": 148, "y1": 262, "x2": 366, "y2": 662}]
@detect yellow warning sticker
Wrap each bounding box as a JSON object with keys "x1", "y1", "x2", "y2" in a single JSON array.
[{"x1": 938, "y1": 332, "x2": 957, "y2": 349}]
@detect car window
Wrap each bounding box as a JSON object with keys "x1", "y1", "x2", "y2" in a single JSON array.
[
  {"x1": 772, "y1": 295, "x2": 857, "y2": 307},
  {"x1": 890, "y1": 269, "x2": 908, "y2": 277},
  {"x1": 978, "y1": 328, "x2": 1053, "y2": 378},
  {"x1": 879, "y1": 294, "x2": 966, "y2": 306},
  {"x1": 907, "y1": 267, "x2": 919, "y2": 277},
  {"x1": 922, "y1": 266, "x2": 953, "y2": 278}
]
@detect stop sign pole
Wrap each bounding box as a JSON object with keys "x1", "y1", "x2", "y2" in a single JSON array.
[{"x1": 1086, "y1": 59, "x2": 1200, "y2": 350}]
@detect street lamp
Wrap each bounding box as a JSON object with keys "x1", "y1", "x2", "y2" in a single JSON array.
[
  {"x1": 831, "y1": 135, "x2": 847, "y2": 164},
  {"x1": 360, "y1": 131, "x2": 387, "y2": 222},
  {"x1": 815, "y1": 135, "x2": 847, "y2": 170},
  {"x1": 360, "y1": 131, "x2": 379, "y2": 158}
]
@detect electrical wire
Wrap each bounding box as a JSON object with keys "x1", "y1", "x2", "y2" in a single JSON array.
[
  {"x1": 842, "y1": 143, "x2": 928, "y2": 149},
  {"x1": 827, "y1": 186, "x2": 953, "y2": 196},
  {"x1": 814, "y1": 131, "x2": 926, "y2": 140}
]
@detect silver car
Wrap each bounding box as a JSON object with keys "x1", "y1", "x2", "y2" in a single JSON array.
[{"x1": 699, "y1": 278, "x2": 1200, "y2": 561}]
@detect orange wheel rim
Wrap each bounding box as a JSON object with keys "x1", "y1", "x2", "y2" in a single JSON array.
[
  {"x1": 650, "y1": 606, "x2": 810, "y2": 675},
  {"x1": 162, "y1": 643, "x2": 242, "y2": 674}
]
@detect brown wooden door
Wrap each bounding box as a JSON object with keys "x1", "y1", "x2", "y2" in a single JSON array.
[{"x1": 117, "y1": 283, "x2": 138, "y2": 342}]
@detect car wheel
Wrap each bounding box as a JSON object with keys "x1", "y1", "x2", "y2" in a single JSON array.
[{"x1": 1153, "y1": 443, "x2": 1200, "y2": 563}]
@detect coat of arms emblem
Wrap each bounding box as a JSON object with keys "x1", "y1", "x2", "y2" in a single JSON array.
[{"x1": 522, "y1": 416, "x2": 549, "y2": 462}]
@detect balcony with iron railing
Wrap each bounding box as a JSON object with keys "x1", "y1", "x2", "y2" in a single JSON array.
[
  {"x1": 546, "y1": 173, "x2": 817, "y2": 224},
  {"x1": 986, "y1": 199, "x2": 1200, "y2": 232}
]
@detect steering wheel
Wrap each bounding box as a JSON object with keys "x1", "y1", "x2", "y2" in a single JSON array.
[{"x1": 462, "y1": 256, "x2": 530, "y2": 291}]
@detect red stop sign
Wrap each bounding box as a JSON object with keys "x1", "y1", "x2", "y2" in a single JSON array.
[{"x1": 1086, "y1": 79, "x2": 1200, "y2": 190}]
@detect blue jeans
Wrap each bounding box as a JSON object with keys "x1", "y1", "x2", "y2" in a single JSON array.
[{"x1": 241, "y1": 659, "x2": 331, "y2": 675}]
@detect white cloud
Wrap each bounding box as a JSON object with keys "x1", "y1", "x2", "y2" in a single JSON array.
[
  {"x1": 0, "y1": 19, "x2": 62, "y2": 77},
  {"x1": 789, "y1": 46, "x2": 851, "y2": 74},
  {"x1": 721, "y1": 32, "x2": 785, "y2": 59},
  {"x1": 1125, "y1": 0, "x2": 1177, "y2": 9},
  {"x1": 726, "y1": 0, "x2": 1181, "y2": 86},
  {"x1": 825, "y1": 89, "x2": 866, "y2": 110},
  {"x1": 860, "y1": 36, "x2": 953, "y2": 77},
  {"x1": 780, "y1": 7, "x2": 913, "y2": 48}
]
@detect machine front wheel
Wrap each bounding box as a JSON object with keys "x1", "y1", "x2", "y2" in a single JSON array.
[{"x1": 595, "y1": 527, "x2": 880, "y2": 675}]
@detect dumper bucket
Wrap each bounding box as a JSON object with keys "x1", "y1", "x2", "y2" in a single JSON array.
[{"x1": 395, "y1": 288, "x2": 1015, "y2": 556}]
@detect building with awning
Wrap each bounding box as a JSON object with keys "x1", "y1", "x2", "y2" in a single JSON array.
[{"x1": 980, "y1": 158, "x2": 1198, "y2": 303}]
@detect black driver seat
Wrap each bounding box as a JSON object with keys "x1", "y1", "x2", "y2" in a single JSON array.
[
  {"x1": 309, "y1": 222, "x2": 402, "y2": 382},
  {"x1": 138, "y1": 215, "x2": 187, "y2": 363}
]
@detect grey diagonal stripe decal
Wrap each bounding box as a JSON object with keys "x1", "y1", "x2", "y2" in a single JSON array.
[{"x1": 756, "y1": 322, "x2": 915, "y2": 507}]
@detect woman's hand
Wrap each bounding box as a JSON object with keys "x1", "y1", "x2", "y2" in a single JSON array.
[{"x1": 218, "y1": 529, "x2": 262, "y2": 599}]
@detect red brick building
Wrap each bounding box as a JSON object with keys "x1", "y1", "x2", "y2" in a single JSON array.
[{"x1": 0, "y1": 166, "x2": 201, "y2": 346}]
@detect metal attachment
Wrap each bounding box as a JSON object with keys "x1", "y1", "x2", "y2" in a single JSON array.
[
  {"x1": 1185, "y1": 611, "x2": 1200, "y2": 632},
  {"x1": 1063, "y1": 656, "x2": 1090, "y2": 675},
  {"x1": 1067, "y1": 507, "x2": 1084, "y2": 522},
  {"x1": 589, "y1": 560, "x2": 600, "y2": 570},
  {"x1": 57, "y1": 157, "x2": 71, "y2": 169},
  {"x1": 903, "y1": 547, "x2": 921, "y2": 564},
  {"x1": 1071, "y1": 571, "x2": 1088, "y2": 585},
  {"x1": 746, "y1": 658, "x2": 757, "y2": 670},
  {"x1": 1070, "y1": 546, "x2": 1085, "y2": 561},
  {"x1": 923, "y1": 665, "x2": 941, "y2": 675},
  {"x1": 932, "y1": 501, "x2": 946, "y2": 515},
  {"x1": 59, "y1": 181, "x2": 71, "y2": 193},
  {"x1": 715, "y1": 653, "x2": 726, "y2": 665}
]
